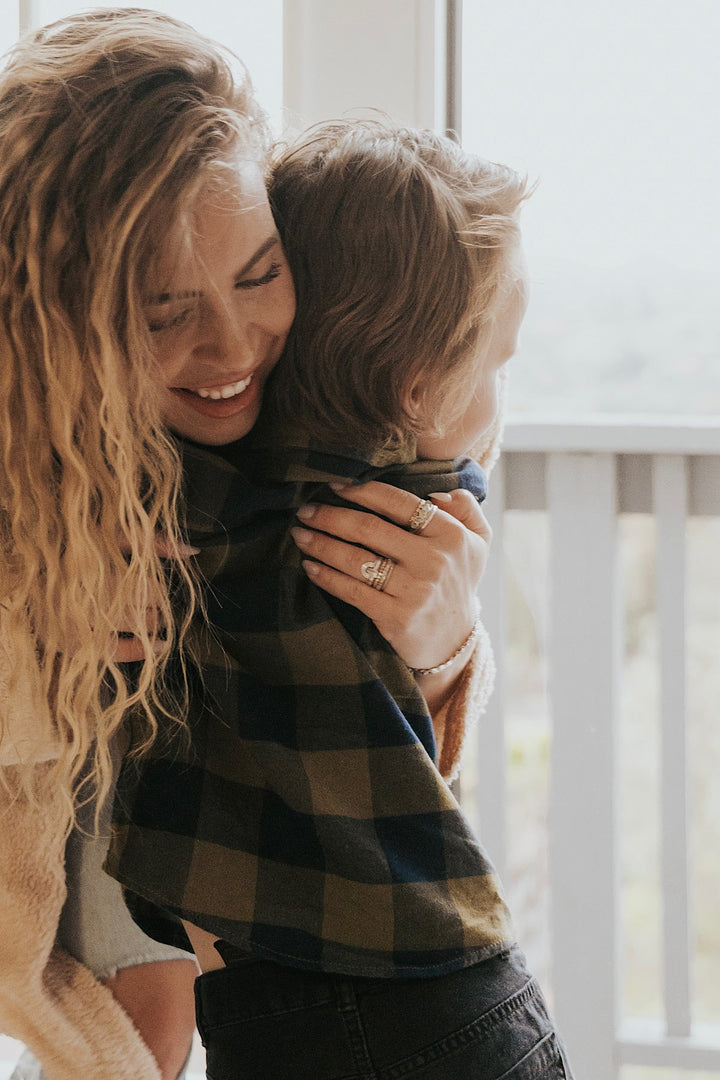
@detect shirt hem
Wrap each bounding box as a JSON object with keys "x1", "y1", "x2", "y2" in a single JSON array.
[{"x1": 111, "y1": 867, "x2": 514, "y2": 981}]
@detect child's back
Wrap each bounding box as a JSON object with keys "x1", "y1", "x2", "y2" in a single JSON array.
[{"x1": 109, "y1": 118, "x2": 529, "y2": 978}]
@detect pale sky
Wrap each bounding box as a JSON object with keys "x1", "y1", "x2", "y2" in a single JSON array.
[{"x1": 462, "y1": 0, "x2": 720, "y2": 276}]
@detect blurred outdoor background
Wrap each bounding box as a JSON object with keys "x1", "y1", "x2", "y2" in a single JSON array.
[
  {"x1": 460, "y1": 5, "x2": 719, "y2": 1077},
  {"x1": 0, "y1": 3, "x2": 717, "y2": 1078}
]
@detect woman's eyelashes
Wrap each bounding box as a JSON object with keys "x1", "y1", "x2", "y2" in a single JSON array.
[
  {"x1": 147, "y1": 307, "x2": 194, "y2": 334},
  {"x1": 234, "y1": 261, "x2": 282, "y2": 290},
  {"x1": 147, "y1": 263, "x2": 284, "y2": 332}
]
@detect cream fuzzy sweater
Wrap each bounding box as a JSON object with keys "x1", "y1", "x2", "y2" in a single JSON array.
[
  {"x1": 0, "y1": 623, "x2": 162, "y2": 1079},
  {"x1": 0, "y1": 770, "x2": 162, "y2": 1080},
  {"x1": 0, "y1": 398, "x2": 504, "y2": 1078}
]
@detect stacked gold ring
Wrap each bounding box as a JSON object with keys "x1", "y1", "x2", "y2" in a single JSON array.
[
  {"x1": 360, "y1": 555, "x2": 396, "y2": 592},
  {"x1": 407, "y1": 498, "x2": 438, "y2": 534}
]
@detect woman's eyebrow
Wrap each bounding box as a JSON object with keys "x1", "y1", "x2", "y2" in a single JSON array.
[
  {"x1": 143, "y1": 288, "x2": 199, "y2": 305},
  {"x1": 235, "y1": 234, "x2": 279, "y2": 279},
  {"x1": 143, "y1": 235, "x2": 280, "y2": 305}
]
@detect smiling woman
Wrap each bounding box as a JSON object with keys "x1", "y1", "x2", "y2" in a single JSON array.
[{"x1": 148, "y1": 166, "x2": 296, "y2": 446}]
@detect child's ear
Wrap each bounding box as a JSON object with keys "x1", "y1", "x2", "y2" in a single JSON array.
[{"x1": 403, "y1": 374, "x2": 425, "y2": 421}]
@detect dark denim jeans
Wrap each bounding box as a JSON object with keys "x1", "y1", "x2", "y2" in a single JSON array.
[{"x1": 194, "y1": 944, "x2": 574, "y2": 1079}]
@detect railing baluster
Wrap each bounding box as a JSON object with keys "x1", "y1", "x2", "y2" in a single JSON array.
[
  {"x1": 475, "y1": 454, "x2": 508, "y2": 879},
  {"x1": 547, "y1": 452, "x2": 621, "y2": 1079},
  {"x1": 653, "y1": 454, "x2": 692, "y2": 1038}
]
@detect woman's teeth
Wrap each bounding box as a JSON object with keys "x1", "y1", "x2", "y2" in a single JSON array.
[{"x1": 192, "y1": 374, "x2": 253, "y2": 400}]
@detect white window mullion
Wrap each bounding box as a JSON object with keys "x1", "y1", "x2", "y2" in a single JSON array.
[
  {"x1": 283, "y1": 0, "x2": 449, "y2": 131},
  {"x1": 18, "y1": 0, "x2": 31, "y2": 35},
  {"x1": 445, "y1": 0, "x2": 462, "y2": 135}
]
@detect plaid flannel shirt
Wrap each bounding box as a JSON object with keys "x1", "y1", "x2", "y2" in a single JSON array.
[{"x1": 107, "y1": 422, "x2": 513, "y2": 978}]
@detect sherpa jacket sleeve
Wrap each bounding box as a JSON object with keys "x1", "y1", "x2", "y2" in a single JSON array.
[
  {"x1": 0, "y1": 767, "x2": 162, "y2": 1080},
  {"x1": 433, "y1": 374, "x2": 506, "y2": 781},
  {"x1": 0, "y1": 615, "x2": 162, "y2": 1080}
]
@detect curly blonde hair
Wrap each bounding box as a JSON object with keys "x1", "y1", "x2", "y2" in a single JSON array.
[
  {"x1": 269, "y1": 118, "x2": 530, "y2": 452},
  {"x1": 0, "y1": 8, "x2": 269, "y2": 828}
]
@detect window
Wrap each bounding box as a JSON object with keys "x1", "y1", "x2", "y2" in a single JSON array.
[
  {"x1": 16, "y1": 3, "x2": 283, "y2": 130},
  {"x1": 462, "y1": 0, "x2": 720, "y2": 416}
]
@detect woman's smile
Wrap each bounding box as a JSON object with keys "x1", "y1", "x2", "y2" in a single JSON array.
[
  {"x1": 169, "y1": 371, "x2": 260, "y2": 420},
  {"x1": 149, "y1": 162, "x2": 296, "y2": 446},
  {"x1": 188, "y1": 374, "x2": 254, "y2": 399}
]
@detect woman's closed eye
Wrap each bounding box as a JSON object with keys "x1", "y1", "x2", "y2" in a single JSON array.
[
  {"x1": 146, "y1": 261, "x2": 284, "y2": 331},
  {"x1": 234, "y1": 261, "x2": 282, "y2": 290},
  {"x1": 147, "y1": 306, "x2": 195, "y2": 333}
]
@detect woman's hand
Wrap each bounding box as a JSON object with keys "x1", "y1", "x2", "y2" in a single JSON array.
[
  {"x1": 290, "y1": 481, "x2": 491, "y2": 707},
  {"x1": 113, "y1": 538, "x2": 199, "y2": 663}
]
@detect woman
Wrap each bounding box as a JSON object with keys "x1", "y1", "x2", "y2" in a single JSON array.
[{"x1": 0, "y1": 10, "x2": 492, "y2": 1080}]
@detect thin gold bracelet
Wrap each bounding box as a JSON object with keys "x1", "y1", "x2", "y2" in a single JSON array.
[{"x1": 408, "y1": 612, "x2": 482, "y2": 677}]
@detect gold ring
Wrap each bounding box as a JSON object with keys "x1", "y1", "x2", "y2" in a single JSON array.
[
  {"x1": 360, "y1": 555, "x2": 395, "y2": 592},
  {"x1": 407, "y1": 499, "x2": 438, "y2": 534}
]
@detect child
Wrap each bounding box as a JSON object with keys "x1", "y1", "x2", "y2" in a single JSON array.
[{"x1": 107, "y1": 119, "x2": 572, "y2": 1078}]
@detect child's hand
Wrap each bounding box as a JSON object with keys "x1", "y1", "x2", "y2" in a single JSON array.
[{"x1": 291, "y1": 481, "x2": 491, "y2": 673}]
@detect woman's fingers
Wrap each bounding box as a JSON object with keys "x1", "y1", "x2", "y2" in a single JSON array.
[
  {"x1": 292, "y1": 480, "x2": 492, "y2": 673},
  {"x1": 113, "y1": 606, "x2": 166, "y2": 663},
  {"x1": 113, "y1": 633, "x2": 165, "y2": 663},
  {"x1": 320, "y1": 480, "x2": 490, "y2": 558},
  {"x1": 295, "y1": 501, "x2": 435, "y2": 568},
  {"x1": 112, "y1": 533, "x2": 197, "y2": 664},
  {"x1": 294, "y1": 500, "x2": 483, "y2": 591},
  {"x1": 328, "y1": 480, "x2": 447, "y2": 534},
  {"x1": 290, "y1": 526, "x2": 406, "y2": 597},
  {"x1": 328, "y1": 480, "x2": 487, "y2": 542},
  {"x1": 427, "y1": 488, "x2": 492, "y2": 544},
  {"x1": 301, "y1": 558, "x2": 398, "y2": 619}
]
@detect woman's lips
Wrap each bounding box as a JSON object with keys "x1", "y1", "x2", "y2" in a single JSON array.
[
  {"x1": 193, "y1": 374, "x2": 254, "y2": 399},
  {"x1": 171, "y1": 373, "x2": 260, "y2": 418}
]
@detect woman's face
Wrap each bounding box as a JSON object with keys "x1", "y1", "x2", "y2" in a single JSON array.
[{"x1": 147, "y1": 163, "x2": 296, "y2": 446}]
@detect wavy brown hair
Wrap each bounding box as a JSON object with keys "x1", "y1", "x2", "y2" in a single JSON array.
[
  {"x1": 269, "y1": 118, "x2": 530, "y2": 453},
  {"x1": 0, "y1": 8, "x2": 269, "y2": 828}
]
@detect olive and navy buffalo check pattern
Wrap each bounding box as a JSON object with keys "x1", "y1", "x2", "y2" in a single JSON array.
[{"x1": 108, "y1": 424, "x2": 513, "y2": 977}]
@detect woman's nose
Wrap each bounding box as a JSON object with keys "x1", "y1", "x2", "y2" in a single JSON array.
[{"x1": 195, "y1": 300, "x2": 250, "y2": 360}]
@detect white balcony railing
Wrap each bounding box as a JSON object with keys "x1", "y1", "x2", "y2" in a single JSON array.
[
  {"x1": 1, "y1": 417, "x2": 718, "y2": 1079},
  {"x1": 471, "y1": 416, "x2": 720, "y2": 1079}
]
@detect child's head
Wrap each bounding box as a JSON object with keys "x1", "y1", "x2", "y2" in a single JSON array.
[{"x1": 268, "y1": 117, "x2": 530, "y2": 456}]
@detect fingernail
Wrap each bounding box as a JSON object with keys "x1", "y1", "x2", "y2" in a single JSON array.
[
  {"x1": 290, "y1": 526, "x2": 314, "y2": 545},
  {"x1": 302, "y1": 559, "x2": 320, "y2": 578},
  {"x1": 328, "y1": 480, "x2": 355, "y2": 492},
  {"x1": 428, "y1": 491, "x2": 452, "y2": 503},
  {"x1": 296, "y1": 504, "x2": 317, "y2": 521}
]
